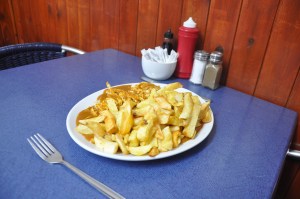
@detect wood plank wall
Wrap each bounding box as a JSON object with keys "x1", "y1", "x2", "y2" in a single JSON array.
[{"x1": 0, "y1": 0, "x2": 300, "y2": 198}]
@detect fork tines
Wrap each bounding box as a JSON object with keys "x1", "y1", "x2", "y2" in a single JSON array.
[{"x1": 27, "y1": 133, "x2": 55, "y2": 160}]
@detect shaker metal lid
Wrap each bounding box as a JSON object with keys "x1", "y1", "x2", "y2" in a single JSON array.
[
  {"x1": 209, "y1": 51, "x2": 223, "y2": 62},
  {"x1": 194, "y1": 50, "x2": 209, "y2": 61}
]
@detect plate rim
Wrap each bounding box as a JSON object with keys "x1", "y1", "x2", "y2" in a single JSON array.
[{"x1": 66, "y1": 82, "x2": 214, "y2": 161}]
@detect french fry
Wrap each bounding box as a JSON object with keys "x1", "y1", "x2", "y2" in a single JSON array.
[
  {"x1": 132, "y1": 106, "x2": 150, "y2": 117},
  {"x1": 148, "y1": 147, "x2": 160, "y2": 157},
  {"x1": 158, "y1": 126, "x2": 173, "y2": 152},
  {"x1": 128, "y1": 144, "x2": 153, "y2": 156},
  {"x1": 76, "y1": 124, "x2": 94, "y2": 135},
  {"x1": 202, "y1": 108, "x2": 212, "y2": 123},
  {"x1": 128, "y1": 129, "x2": 139, "y2": 147},
  {"x1": 133, "y1": 117, "x2": 145, "y2": 126},
  {"x1": 137, "y1": 120, "x2": 154, "y2": 143},
  {"x1": 115, "y1": 134, "x2": 129, "y2": 154},
  {"x1": 106, "y1": 98, "x2": 119, "y2": 118},
  {"x1": 168, "y1": 116, "x2": 188, "y2": 126},
  {"x1": 165, "y1": 91, "x2": 183, "y2": 107},
  {"x1": 183, "y1": 103, "x2": 201, "y2": 138},
  {"x1": 144, "y1": 106, "x2": 158, "y2": 122},
  {"x1": 157, "y1": 82, "x2": 183, "y2": 94},
  {"x1": 100, "y1": 110, "x2": 118, "y2": 134},
  {"x1": 198, "y1": 101, "x2": 210, "y2": 121},
  {"x1": 172, "y1": 131, "x2": 181, "y2": 148},
  {"x1": 85, "y1": 121, "x2": 105, "y2": 137},
  {"x1": 94, "y1": 136, "x2": 118, "y2": 154},
  {"x1": 154, "y1": 96, "x2": 172, "y2": 110},
  {"x1": 117, "y1": 100, "x2": 133, "y2": 135},
  {"x1": 169, "y1": 125, "x2": 180, "y2": 132},
  {"x1": 78, "y1": 115, "x2": 105, "y2": 125},
  {"x1": 136, "y1": 125, "x2": 149, "y2": 142},
  {"x1": 179, "y1": 92, "x2": 193, "y2": 119},
  {"x1": 155, "y1": 124, "x2": 164, "y2": 140},
  {"x1": 104, "y1": 133, "x2": 115, "y2": 142}
]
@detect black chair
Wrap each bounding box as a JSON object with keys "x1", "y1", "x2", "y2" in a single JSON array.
[{"x1": 0, "y1": 42, "x2": 85, "y2": 70}]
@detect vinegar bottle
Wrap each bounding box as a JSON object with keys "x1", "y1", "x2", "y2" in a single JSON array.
[
  {"x1": 175, "y1": 17, "x2": 199, "y2": 78},
  {"x1": 162, "y1": 29, "x2": 174, "y2": 55}
]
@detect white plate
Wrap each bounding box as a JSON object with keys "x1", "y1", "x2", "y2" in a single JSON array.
[{"x1": 66, "y1": 83, "x2": 214, "y2": 161}]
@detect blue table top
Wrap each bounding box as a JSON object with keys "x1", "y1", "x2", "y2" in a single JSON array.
[{"x1": 0, "y1": 49, "x2": 297, "y2": 199}]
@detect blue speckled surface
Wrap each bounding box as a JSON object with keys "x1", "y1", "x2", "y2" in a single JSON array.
[{"x1": 0, "y1": 49, "x2": 297, "y2": 199}]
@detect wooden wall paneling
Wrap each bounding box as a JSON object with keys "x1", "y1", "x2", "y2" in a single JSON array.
[
  {"x1": 155, "y1": 0, "x2": 183, "y2": 48},
  {"x1": 89, "y1": 0, "x2": 120, "y2": 51},
  {"x1": 287, "y1": 70, "x2": 300, "y2": 148},
  {"x1": 257, "y1": 1, "x2": 300, "y2": 196},
  {"x1": 54, "y1": 0, "x2": 68, "y2": 45},
  {"x1": 66, "y1": 0, "x2": 80, "y2": 49},
  {"x1": 181, "y1": 0, "x2": 210, "y2": 50},
  {"x1": 226, "y1": 0, "x2": 280, "y2": 95},
  {"x1": 254, "y1": 0, "x2": 300, "y2": 107},
  {"x1": 27, "y1": 0, "x2": 41, "y2": 42},
  {"x1": 87, "y1": 0, "x2": 98, "y2": 51},
  {"x1": 275, "y1": 41, "x2": 300, "y2": 199},
  {"x1": 285, "y1": 167, "x2": 300, "y2": 199},
  {"x1": 0, "y1": 0, "x2": 18, "y2": 46},
  {"x1": 12, "y1": 0, "x2": 34, "y2": 43},
  {"x1": 135, "y1": 0, "x2": 159, "y2": 56},
  {"x1": 30, "y1": 0, "x2": 48, "y2": 41},
  {"x1": 45, "y1": 0, "x2": 59, "y2": 43},
  {"x1": 103, "y1": 0, "x2": 120, "y2": 50},
  {"x1": 10, "y1": 0, "x2": 20, "y2": 42},
  {"x1": 0, "y1": 2, "x2": 7, "y2": 45},
  {"x1": 275, "y1": 158, "x2": 300, "y2": 198},
  {"x1": 76, "y1": 0, "x2": 91, "y2": 51},
  {"x1": 203, "y1": 0, "x2": 243, "y2": 85},
  {"x1": 67, "y1": 0, "x2": 93, "y2": 51},
  {"x1": 118, "y1": 0, "x2": 138, "y2": 55},
  {"x1": 0, "y1": 28, "x2": 4, "y2": 46},
  {"x1": 26, "y1": 0, "x2": 44, "y2": 42}
]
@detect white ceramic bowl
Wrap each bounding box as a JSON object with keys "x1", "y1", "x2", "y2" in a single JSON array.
[{"x1": 141, "y1": 56, "x2": 177, "y2": 80}]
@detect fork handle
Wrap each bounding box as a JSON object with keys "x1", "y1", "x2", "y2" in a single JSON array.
[{"x1": 62, "y1": 160, "x2": 125, "y2": 199}]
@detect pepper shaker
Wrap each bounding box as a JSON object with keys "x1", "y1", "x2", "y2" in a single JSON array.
[{"x1": 202, "y1": 51, "x2": 223, "y2": 90}]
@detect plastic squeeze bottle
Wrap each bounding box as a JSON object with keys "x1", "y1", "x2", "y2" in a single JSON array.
[{"x1": 175, "y1": 17, "x2": 199, "y2": 78}]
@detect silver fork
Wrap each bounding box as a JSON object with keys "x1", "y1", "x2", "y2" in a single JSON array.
[{"x1": 27, "y1": 133, "x2": 125, "y2": 199}]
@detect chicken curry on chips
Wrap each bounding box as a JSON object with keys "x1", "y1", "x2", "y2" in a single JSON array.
[{"x1": 76, "y1": 82, "x2": 212, "y2": 157}]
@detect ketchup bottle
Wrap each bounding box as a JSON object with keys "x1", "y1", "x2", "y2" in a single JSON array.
[{"x1": 175, "y1": 17, "x2": 199, "y2": 78}]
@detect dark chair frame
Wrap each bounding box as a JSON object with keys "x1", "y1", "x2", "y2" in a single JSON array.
[{"x1": 0, "y1": 42, "x2": 85, "y2": 70}]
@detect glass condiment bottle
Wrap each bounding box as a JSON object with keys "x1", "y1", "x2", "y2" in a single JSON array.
[
  {"x1": 202, "y1": 51, "x2": 223, "y2": 90},
  {"x1": 162, "y1": 29, "x2": 174, "y2": 55},
  {"x1": 189, "y1": 50, "x2": 209, "y2": 84}
]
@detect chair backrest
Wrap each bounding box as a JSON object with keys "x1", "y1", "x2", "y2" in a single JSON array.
[{"x1": 0, "y1": 42, "x2": 85, "y2": 70}]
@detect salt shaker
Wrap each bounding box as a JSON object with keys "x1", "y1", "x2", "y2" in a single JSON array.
[
  {"x1": 202, "y1": 51, "x2": 223, "y2": 90},
  {"x1": 189, "y1": 50, "x2": 209, "y2": 84}
]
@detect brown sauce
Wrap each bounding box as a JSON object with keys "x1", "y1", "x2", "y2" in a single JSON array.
[
  {"x1": 76, "y1": 108, "x2": 94, "y2": 125},
  {"x1": 76, "y1": 85, "x2": 132, "y2": 125},
  {"x1": 97, "y1": 85, "x2": 131, "y2": 101},
  {"x1": 82, "y1": 134, "x2": 94, "y2": 141}
]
